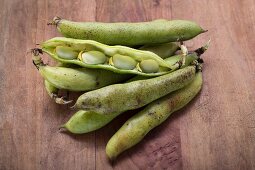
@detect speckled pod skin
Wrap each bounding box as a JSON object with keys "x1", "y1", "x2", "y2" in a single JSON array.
[
  {"x1": 39, "y1": 65, "x2": 132, "y2": 91},
  {"x1": 106, "y1": 72, "x2": 203, "y2": 160},
  {"x1": 74, "y1": 66, "x2": 196, "y2": 114},
  {"x1": 52, "y1": 17, "x2": 206, "y2": 46}
]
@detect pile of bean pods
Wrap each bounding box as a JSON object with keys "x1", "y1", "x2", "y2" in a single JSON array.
[{"x1": 32, "y1": 17, "x2": 209, "y2": 161}]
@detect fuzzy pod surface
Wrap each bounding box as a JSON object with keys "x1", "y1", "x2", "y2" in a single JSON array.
[
  {"x1": 75, "y1": 66, "x2": 196, "y2": 114},
  {"x1": 51, "y1": 17, "x2": 206, "y2": 46},
  {"x1": 106, "y1": 71, "x2": 203, "y2": 160}
]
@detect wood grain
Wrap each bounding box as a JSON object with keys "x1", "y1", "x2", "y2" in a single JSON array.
[{"x1": 0, "y1": 0, "x2": 255, "y2": 170}]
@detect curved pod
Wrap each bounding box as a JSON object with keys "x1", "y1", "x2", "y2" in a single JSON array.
[{"x1": 106, "y1": 72, "x2": 203, "y2": 160}]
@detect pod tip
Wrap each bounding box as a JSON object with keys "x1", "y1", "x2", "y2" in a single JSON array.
[
  {"x1": 107, "y1": 156, "x2": 116, "y2": 165},
  {"x1": 59, "y1": 125, "x2": 67, "y2": 132},
  {"x1": 47, "y1": 16, "x2": 62, "y2": 26},
  {"x1": 109, "y1": 160, "x2": 115, "y2": 166},
  {"x1": 202, "y1": 29, "x2": 208, "y2": 33}
]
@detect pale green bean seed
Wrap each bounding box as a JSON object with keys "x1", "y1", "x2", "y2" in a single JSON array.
[
  {"x1": 111, "y1": 54, "x2": 137, "y2": 70},
  {"x1": 139, "y1": 59, "x2": 159, "y2": 73},
  {"x1": 55, "y1": 46, "x2": 78, "y2": 60},
  {"x1": 80, "y1": 51, "x2": 107, "y2": 64}
]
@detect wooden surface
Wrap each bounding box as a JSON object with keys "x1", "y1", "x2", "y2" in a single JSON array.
[{"x1": 0, "y1": 0, "x2": 255, "y2": 169}]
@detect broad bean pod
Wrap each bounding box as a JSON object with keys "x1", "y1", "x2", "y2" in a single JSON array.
[
  {"x1": 106, "y1": 71, "x2": 203, "y2": 160},
  {"x1": 40, "y1": 37, "x2": 180, "y2": 76},
  {"x1": 32, "y1": 53, "x2": 132, "y2": 92},
  {"x1": 74, "y1": 66, "x2": 196, "y2": 114},
  {"x1": 54, "y1": 42, "x2": 180, "y2": 67},
  {"x1": 49, "y1": 17, "x2": 206, "y2": 46}
]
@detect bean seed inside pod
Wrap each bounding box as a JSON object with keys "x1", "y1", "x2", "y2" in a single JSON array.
[
  {"x1": 139, "y1": 59, "x2": 159, "y2": 73},
  {"x1": 111, "y1": 54, "x2": 137, "y2": 70},
  {"x1": 81, "y1": 51, "x2": 107, "y2": 64},
  {"x1": 56, "y1": 46, "x2": 78, "y2": 60}
]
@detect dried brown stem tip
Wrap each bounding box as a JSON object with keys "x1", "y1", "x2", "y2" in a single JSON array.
[
  {"x1": 194, "y1": 39, "x2": 211, "y2": 56},
  {"x1": 47, "y1": 16, "x2": 61, "y2": 26}
]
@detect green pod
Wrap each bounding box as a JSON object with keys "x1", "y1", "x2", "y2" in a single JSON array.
[
  {"x1": 139, "y1": 42, "x2": 179, "y2": 59},
  {"x1": 61, "y1": 54, "x2": 199, "y2": 133},
  {"x1": 41, "y1": 37, "x2": 178, "y2": 77},
  {"x1": 38, "y1": 65, "x2": 132, "y2": 91},
  {"x1": 50, "y1": 17, "x2": 206, "y2": 46},
  {"x1": 61, "y1": 110, "x2": 119, "y2": 134},
  {"x1": 56, "y1": 42, "x2": 178, "y2": 65},
  {"x1": 74, "y1": 66, "x2": 196, "y2": 114},
  {"x1": 106, "y1": 72, "x2": 203, "y2": 160}
]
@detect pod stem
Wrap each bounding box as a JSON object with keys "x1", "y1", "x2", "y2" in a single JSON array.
[
  {"x1": 59, "y1": 125, "x2": 67, "y2": 133},
  {"x1": 194, "y1": 39, "x2": 211, "y2": 56},
  {"x1": 52, "y1": 94, "x2": 73, "y2": 105},
  {"x1": 47, "y1": 16, "x2": 61, "y2": 26},
  {"x1": 180, "y1": 43, "x2": 188, "y2": 66}
]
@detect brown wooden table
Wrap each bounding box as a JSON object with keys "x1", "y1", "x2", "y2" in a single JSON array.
[{"x1": 1, "y1": 0, "x2": 255, "y2": 169}]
